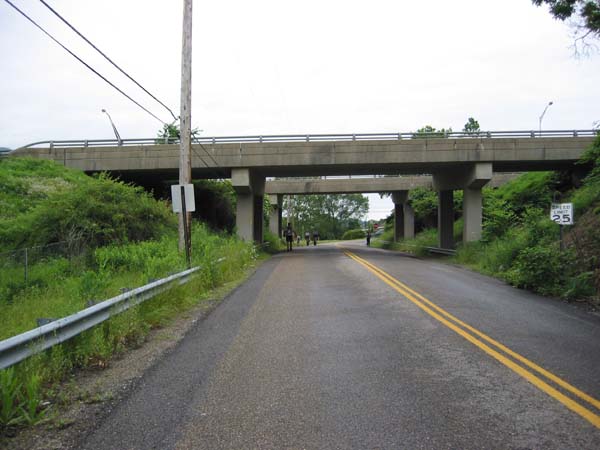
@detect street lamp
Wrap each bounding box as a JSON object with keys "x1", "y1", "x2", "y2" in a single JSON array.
[
  {"x1": 538, "y1": 101, "x2": 553, "y2": 137},
  {"x1": 101, "y1": 109, "x2": 122, "y2": 144}
]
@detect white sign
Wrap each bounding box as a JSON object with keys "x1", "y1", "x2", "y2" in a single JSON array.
[
  {"x1": 171, "y1": 184, "x2": 196, "y2": 213},
  {"x1": 550, "y1": 203, "x2": 573, "y2": 225}
]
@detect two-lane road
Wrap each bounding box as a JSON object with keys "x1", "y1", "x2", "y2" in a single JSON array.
[{"x1": 82, "y1": 243, "x2": 600, "y2": 449}]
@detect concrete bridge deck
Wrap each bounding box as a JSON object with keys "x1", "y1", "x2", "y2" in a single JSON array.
[
  {"x1": 264, "y1": 174, "x2": 519, "y2": 195},
  {"x1": 13, "y1": 135, "x2": 596, "y2": 179}
]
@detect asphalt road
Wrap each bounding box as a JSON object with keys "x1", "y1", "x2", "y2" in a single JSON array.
[{"x1": 81, "y1": 242, "x2": 600, "y2": 449}]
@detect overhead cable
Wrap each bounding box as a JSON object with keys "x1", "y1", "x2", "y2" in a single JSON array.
[
  {"x1": 3, "y1": 0, "x2": 167, "y2": 124},
  {"x1": 38, "y1": 0, "x2": 178, "y2": 122}
]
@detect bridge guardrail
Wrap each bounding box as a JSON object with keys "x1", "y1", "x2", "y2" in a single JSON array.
[
  {"x1": 0, "y1": 266, "x2": 201, "y2": 370},
  {"x1": 17, "y1": 129, "x2": 598, "y2": 150}
]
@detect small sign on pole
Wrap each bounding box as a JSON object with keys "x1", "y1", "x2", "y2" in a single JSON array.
[
  {"x1": 171, "y1": 184, "x2": 195, "y2": 268},
  {"x1": 171, "y1": 184, "x2": 196, "y2": 213},
  {"x1": 550, "y1": 202, "x2": 573, "y2": 252},
  {"x1": 550, "y1": 203, "x2": 573, "y2": 225}
]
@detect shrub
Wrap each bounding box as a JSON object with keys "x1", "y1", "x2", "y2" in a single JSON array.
[
  {"x1": 262, "y1": 231, "x2": 285, "y2": 253},
  {"x1": 341, "y1": 229, "x2": 366, "y2": 240},
  {"x1": 0, "y1": 160, "x2": 176, "y2": 251},
  {"x1": 505, "y1": 245, "x2": 573, "y2": 295}
]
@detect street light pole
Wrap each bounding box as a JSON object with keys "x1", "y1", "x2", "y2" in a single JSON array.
[
  {"x1": 538, "y1": 101, "x2": 553, "y2": 137},
  {"x1": 101, "y1": 109, "x2": 121, "y2": 144}
]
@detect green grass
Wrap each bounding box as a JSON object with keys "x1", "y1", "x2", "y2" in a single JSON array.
[{"x1": 0, "y1": 223, "x2": 260, "y2": 434}]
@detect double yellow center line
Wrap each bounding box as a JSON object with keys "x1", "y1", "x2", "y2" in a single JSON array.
[{"x1": 342, "y1": 249, "x2": 600, "y2": 429}]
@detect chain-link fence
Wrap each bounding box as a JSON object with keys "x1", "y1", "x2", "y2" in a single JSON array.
[{"x1": 0, "y1": 240, "x2": 87, "y2": 298}]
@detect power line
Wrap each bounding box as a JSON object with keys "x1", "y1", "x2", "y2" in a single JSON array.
[
  {"x1": 2, "y1": 0, "x2": 167, "y2": 125},
  {"x1": 38, "y1": 0, "x2": 178, "y2": 122}
]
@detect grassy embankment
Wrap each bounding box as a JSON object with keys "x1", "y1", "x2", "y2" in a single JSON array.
[
  {"x1": 0, "y1": 158, "x2": 261, "y2": 433},
  {"x1": 373, "y1": 134, "x2": 600, "y2": 302}
]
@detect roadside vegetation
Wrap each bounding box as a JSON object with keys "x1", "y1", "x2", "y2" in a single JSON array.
[
  {"x1": 282, "y1": 193, "x2": 368, "y2": 240},
  {"x1": 374, "y1": 134, "x2": 600, "y2": 303},
  {"x1": 0, "y1": 158, "x2": 260, "y2": 434},
  {"x1": 341, "y1": 228, "x2": 366, "y2": 240}
]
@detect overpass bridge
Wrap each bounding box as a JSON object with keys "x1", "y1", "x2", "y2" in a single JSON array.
[
  {"x1": 264, "y1": 174, "x2": 520, "y2": 240},
  {"x1": 13, "y1": 130, "x2": 597, "y2": 248}
]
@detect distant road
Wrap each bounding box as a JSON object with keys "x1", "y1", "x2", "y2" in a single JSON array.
[{"x1": 81, "y1": 242, "x2": 600, "y2": 449}]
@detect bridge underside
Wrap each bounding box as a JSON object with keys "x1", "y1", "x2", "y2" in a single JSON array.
[
  {"x1": 12, "y1": 136, "x2": 594, "y2": 247},
  {"x1": 100, "y1": 160, "x2": 584, "y2": 186}
]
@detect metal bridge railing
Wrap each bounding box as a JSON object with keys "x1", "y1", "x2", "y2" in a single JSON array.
[{"x1": 16, "y1": 129, "x2": 598, "y2": 150}]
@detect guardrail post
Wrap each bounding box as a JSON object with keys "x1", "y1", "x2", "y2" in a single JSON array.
[
  {"x1": 50, "y1": 141, "x2": 54, "y2": 150},
  {"x1": 84, "y1": 140, "x2": 89, "y2": 147},
  {"x1": 531, "y1": 131, "x2": 536, "y2": 138},
  {"x1": 352, "y1": 134, "x2": 356, "y2": 141},
  {"x1": 397, "y1": 133, "x2": 402, "y2": 140},
  {"x1": 573, "y1": 131, "x2": 578, "y2": 137},
  {"x1": 24, "y1": 247, "x2": 28, "y2": 285},
  {"x1": 306, "y1": 135, "x2": 310, "y2": 142},
  {"x1": 259, "y1": 136, "x2": 263, "y2": 143}
]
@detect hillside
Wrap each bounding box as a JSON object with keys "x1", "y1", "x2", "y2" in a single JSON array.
[
  {"x1": 377, "y1": 134, "x2": 600, "y2": 303},
  {"x1": 0, "y1": 158, "x2": 258, "y2": 433},
  {"x1": 0, "y1": 158, "x2": 175, "y2": 251}
]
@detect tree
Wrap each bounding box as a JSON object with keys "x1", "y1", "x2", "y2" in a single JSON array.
[
  {"x1": 282, "y1": 194, "x2": 369, "y2": 239},
  {"x1": 156, "y1": 123, "x2": 202, "y2": 143},
  {"x1": 412, "y1": 125, "x2": 453, "y2": 139},
  {"x1": 532, "y1": 0, "x2": 600, "y2": 53},
  {"x1": 463, "y1": 117, "x2": 481, "y2": 136}
]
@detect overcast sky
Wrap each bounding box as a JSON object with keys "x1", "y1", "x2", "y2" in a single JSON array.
[{"x1": 1, "y1": 0, "x2": 599, "y2": 219}]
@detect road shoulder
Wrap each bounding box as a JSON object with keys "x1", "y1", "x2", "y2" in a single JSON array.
[{"x1": 1, "y1": 257, "x2": 269, "y2": 450}]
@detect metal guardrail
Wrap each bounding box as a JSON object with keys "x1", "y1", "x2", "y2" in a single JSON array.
[
  {"x1": 17, "y1": 129, "x2": 598, "y2": 150},
  {"x1": 0, "y1": 266, "x2": 200, "y2": 370},
  {"x1": 376, "y1": 239, "x2": 456, "y2": 256},
  {"x1": 425, "y1": 246, "x2": 457, "y2": 256}
]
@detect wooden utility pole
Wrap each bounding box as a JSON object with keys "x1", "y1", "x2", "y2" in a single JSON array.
[{"x1": 179, "y1": 0, "x2": 193, "y2": 252}]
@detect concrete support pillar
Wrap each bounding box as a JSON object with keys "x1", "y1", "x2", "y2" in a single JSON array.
[
  {"x1": 463, "y1": 187, "x2": 483, "y2": 242},
  {"x1": 403, "y1": 203, "x2": 415, "y2": 239},
  {"x1": 236, "y1": 193, "x2": 254, "y2": 242},
  {"x1": 268, "y1": 194, "x2": 282, "y2": 238},
  {"x1": 253, "y1": 194, "x2": 264, "y2": 243},
  {"x1": 394, "y1": 203, "x2": 404, "y2": 242},
  {"x1": 392, "y1": 191, "x2": 414, "y2": 242},
  {"x1": 438, "y1": 190, "x2": 454, "y2": 249},
  {"x1": 231, "y1": 168, "x2": 265, "y2": 242}
]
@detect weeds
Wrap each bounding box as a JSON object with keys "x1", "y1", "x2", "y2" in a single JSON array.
[{"x1": 0, "y1": 222, "x2": 257, "y2": 435}]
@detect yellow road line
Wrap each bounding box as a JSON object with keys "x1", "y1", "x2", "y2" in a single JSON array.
[
  {"x1": 347, "y1": 249, "x2": 600, "y2": 411},
  {"x1": 342, "y1": 249, "x2": 600, "y2": 429}
]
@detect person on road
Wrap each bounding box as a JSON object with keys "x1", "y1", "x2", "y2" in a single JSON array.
[
  {"x1": 304, "y1": 230, "x2": 310, "y2": 246},
  {"x1": 366, "y1": 230, "x2": 371, "y2": 246},
  {"x1": 285, "y1": 223, "x2": 294, "y2": 252},
  {"x1": 312, "y1": 230, "x2": 319, "y2": 246}
]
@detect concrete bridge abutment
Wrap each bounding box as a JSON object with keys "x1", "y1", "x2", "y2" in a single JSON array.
[{"x1": 232, "y1": 168, "x2": 265, "y2": 242}]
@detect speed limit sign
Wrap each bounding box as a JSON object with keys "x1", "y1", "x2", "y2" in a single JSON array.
[{"x1": 550, "y1": 203, "x2": 573, "y2": 225}]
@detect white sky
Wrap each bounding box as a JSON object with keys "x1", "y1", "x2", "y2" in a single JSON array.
[{"x1": 1, "y1": 0, "x2": 599, "y2": 220}]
